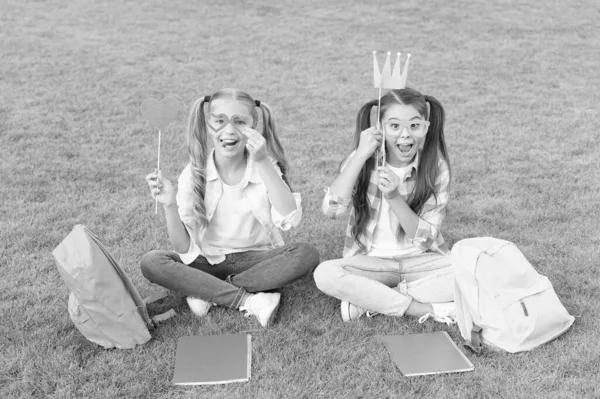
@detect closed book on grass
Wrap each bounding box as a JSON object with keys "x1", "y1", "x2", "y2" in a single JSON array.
[
  {"x1": 172, "y1": 334, "x2": 252, "y2": 385},
  {"x1": 379, "y1": 331, "x2": 474, "y2": 376}
]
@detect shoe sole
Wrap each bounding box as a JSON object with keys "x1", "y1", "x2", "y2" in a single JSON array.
[
  {"x1": 265, "y1": 294, "x2": 282, "y2": 328},
  {"x1": 187, "y1": 297, "x2": 211, "y2": 318},
  {"x1": 340, "y1": 301, "x2": 351, "y2": 322}
]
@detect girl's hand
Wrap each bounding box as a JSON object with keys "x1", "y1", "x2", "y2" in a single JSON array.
[
  {"x1": 377, "y1": 166, "x2": 400, "y2": 199},
  {"x1": 356, "y1": 126, "x2": 382, "y2": 160},
  {"x1": 146, "y1": 169, "x2": 176, "y2": 207},
  {"x1": 242, "y1": 127, "x2": 268, "y2": 162}
]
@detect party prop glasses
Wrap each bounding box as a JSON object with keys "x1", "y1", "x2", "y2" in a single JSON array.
[
  {"x1": 207, "y1": 113, "x2": 255, "y2": 133},
  {"x1": 382, "y1": 119, "x2": 430, "y2": 138}
]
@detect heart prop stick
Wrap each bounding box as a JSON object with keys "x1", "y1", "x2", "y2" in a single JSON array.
[{"x1": 140, "y1": 96, "x2": 178, "y2": 214}]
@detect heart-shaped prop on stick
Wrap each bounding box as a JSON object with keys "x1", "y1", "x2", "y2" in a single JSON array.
[
  {"x1": 141, "y1": 97, "x2": 179, "y2": 132},
  {"x1": 140, "y1": 96, "x2": 179, "y2": 214}
]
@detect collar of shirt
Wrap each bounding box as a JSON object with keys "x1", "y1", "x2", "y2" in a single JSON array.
[
  {"x1": 205, "y1": 149, "x2": 262, "y2": 186},
  {"x1": 380, "y1": 151, "x2": 420, "y2": 182},
  {"x1": 399, "y1": 151, "x2": 420, "y2": 181}
]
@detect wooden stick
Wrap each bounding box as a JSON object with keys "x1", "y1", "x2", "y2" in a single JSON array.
[
  {"x1": 376, "y1": 86, "x2": 385, "y2": 168},
  {"x1": 155, "y1": 129, "x2": 161, "y2": 214}
]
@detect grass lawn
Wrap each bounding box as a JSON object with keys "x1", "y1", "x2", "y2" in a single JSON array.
[{"x1": 2, "y1": 0, "x2": 599, "y2": 397}]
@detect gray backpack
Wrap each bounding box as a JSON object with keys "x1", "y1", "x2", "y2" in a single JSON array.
[
  {"x1": 452, "y1": 237, "x2": 575, "y2": 353},
  {"x1": 53, "y1": 225, "x2": 174, "y2": 349}
]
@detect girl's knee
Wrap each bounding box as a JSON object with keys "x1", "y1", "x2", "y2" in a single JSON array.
[
  {"x1": 296, "y1": 243, "x2": 320, "y2": 272},
  {"x1": 286, "y1": 242, "x2": 320, "y2": 273},
  {"x1": 313, "y1": 260, "x2": 343, "y2": 294},
  {"x1": 140, "y1": 250, "x2": 165, "y2": 280}
]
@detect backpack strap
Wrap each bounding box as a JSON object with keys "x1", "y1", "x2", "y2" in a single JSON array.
[
  {"x1": 151, "y1": 309, "x2": 177, "y2": 325},
  {"x1": 143, "y1": 289, "x2": 170, "y2": 304},
  {"x1": 143, "y1": 289, "x2": 177, "y2": 330},
  {"x1": 463, "y1": 324, "x2": 483, "y2": 355}
]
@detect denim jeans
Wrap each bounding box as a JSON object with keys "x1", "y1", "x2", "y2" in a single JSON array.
[
  {"x1": 140, "y1": 243, "x2": 319, "y2": 309},
  {"x1": 313, "y1": 252, "x2": 453, "y2": 317}
]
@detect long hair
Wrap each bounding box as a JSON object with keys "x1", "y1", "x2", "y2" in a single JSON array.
[
  {"x1": 349, "y1": 88, "x2": 451, "y2": 249},
  {"x1": 186, "y1": 88, "x2": 290, "y2": 230}
]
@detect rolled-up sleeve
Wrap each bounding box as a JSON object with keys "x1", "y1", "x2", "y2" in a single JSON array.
[
  {"x1": 271, "y1": 192, "x2": 302, "y2": 230},
  {"x1": 176, "y1": 164, "x2": 196, "y2": 228},
  {"x1": 410, "y1": 160, "x2": 450, "y2": 251},
  {"x1": 322, "y1": 187, "x2": 352, "y2": 219},
  {"x1": 321, "y1": 152, "x2": 355, "y2": 219},
  {"x1": 268, "y1": 160, "x2": 302, "y2": 230},
  {"x1": 174, "y1": 164, "x2": 204, "y2": 263}
]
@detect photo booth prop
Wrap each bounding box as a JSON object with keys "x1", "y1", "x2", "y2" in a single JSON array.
[
  {"x1": 53, "y1": 225, "x2": 175, "y2": 349},
  {"x1": 452, "y1": 237, "x2": 575, "y2": 353},
  {"x1": 372, "y1": 51, "x2": 411, "y2": 168},
  {"x1": 140, "y1": 96, "x2": 179, "y2": 214},
  {"x1": 173, "y1": 334, "x2": 252, "y2": 385}
]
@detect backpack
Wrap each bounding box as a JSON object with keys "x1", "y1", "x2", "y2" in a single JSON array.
[
  {"x1": 52, "y1": 225, "x2": 175, "y2": 349},
  {"x1": 452, "y1": 237, "x2": 575, "y2": 354}
]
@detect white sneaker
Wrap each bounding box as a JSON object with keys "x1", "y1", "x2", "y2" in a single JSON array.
[
  {"x1": 340, "y1": 300, "x2": 378, "y2": 322},
  {"x1": 239, "y1": 292, "x2": 281, "y2": 328},
  {"x1": 186, "y1": 296, "x2": 213, "y2": 318},
  {"x1": 418, "y1": 302, "x2": 457, "y2": 325}
]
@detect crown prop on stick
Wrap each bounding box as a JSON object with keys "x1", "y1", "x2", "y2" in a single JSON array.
[{"x1": 372, "y1": 51, "x2": 411, "y2": 168}]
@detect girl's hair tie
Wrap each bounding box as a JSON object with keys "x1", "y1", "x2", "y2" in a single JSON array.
[
  {"x1": 204, "y1": 95, "x2": 211, "y2": 102},
  {"x1": 254, "y1": 99, "x2": 261, "y2": 107}
]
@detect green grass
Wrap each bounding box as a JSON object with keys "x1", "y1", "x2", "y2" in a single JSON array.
[{"x1": 2, "y1": 0, "x2": 599, "y2": 397}]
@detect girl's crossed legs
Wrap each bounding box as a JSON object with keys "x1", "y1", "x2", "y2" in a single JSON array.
[
  {"x1": 141, "y1": 242, "x2": 319, "y2": 309},
  {"x1": 313, "y1": 252, "x2": 453, "y2": 317}
]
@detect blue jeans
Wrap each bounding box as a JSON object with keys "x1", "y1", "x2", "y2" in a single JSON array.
[
  {"x1": 313, "y1": 253, "x2": 453, "y2": 316},
  {"x1": 140, "y1": 243, "x2": 319, "y2": 309}
]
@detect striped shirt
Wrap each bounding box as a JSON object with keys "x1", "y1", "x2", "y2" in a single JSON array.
[{"x1": 322, "y1": 151, "x2": 450, "y2": 258}]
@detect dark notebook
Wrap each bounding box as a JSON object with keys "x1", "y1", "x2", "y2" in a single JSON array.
[
  {"x1": 172, "y1": 334, "x2": 252, "y2": 385},
  {"x1": 379, "y1": 331, "x2": 474, "y2": 376}
]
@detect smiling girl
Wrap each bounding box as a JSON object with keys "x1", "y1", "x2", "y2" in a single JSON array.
[
  {"x1": 314, "y1": 88, "x2": 456, "y2": 324},
  {"x1": 141, "y1": 89, "x2": 319, "y2": 328}
]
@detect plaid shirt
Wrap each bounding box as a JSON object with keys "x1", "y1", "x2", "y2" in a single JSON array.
[{"x1": 322, "y1": 151, "x2": 450, "y2": 258}]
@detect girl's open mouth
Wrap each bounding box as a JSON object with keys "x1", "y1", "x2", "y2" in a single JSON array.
[
  {"x1": 397, "y1": 144, "x2": 413, "y2": 154},
  {"x1": 220, "y1": 138, "x2": 239, "y2": 148}
]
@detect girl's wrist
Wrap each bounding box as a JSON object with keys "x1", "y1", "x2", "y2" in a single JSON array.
[
  {"x1": 254, "y1": 156, "x2": 270, "y2": 166},
  {"x1": 354, "y1": 150, "x2": 373, "y2": 164},
  {"x1": 163, "y1": 201, "x2": 178, "y2": 210},
  {"x1": 383, "y1": 191, "x2": 400, "y2": 200}
]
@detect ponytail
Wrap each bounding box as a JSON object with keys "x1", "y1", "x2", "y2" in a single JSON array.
[
  {"x1": 187, "y1": 96, "x2": 210, "y2": 230},
  {"x1": 419, "y1": 95, "x2": 450, "y2": 200},
  {"x1": 423, "y1": 95, "x2": 450, "y2": 170},
  {"x1": 402, "y1": 94, "x2": 450, "y2": 231},
  {"x1": 258, "y1": 101, "x2": 291, "y2": 188},
  {"x1": 349, "y1": 99, "x2": 379, "y2": 251}
]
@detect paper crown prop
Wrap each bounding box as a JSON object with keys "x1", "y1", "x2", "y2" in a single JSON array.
[
  {"x1": 373, "y1": 51, "x2": 411, "y2": 89},
  {"x1": 372, "y1": 51, "x2": 412, "y2": 169}
]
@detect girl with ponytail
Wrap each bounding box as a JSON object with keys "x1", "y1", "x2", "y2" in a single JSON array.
[
  {"x1": 141, "y1": 88, "x2": 319, "y2": 328},
  {"x1": 314, "y1": 88, "x2": 455, "y2": 324}
]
